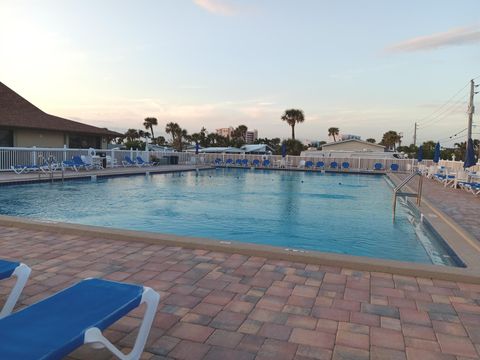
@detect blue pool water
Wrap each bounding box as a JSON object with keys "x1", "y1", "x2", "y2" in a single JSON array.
[{"x1": 0, "y1": 169, "x2": 458, "y2": 265}]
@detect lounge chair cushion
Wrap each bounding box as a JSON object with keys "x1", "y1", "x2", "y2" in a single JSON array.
[
  {"x1": 0, "y1": 259, "x2": 19, "y2": 279},
  {"x1": 0, "y1": 278, "x2": 143, "y2": 360}
]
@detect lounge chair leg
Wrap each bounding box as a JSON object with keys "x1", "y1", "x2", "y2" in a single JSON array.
[
  {"x1": 0, "y1": 263, "x2": 31, "y2": 319},
  {"x1": 84, "y1": 287, "x2": 160, "y2": 360}
]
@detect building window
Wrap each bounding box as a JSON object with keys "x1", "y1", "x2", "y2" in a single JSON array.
[
  {"x1": 0, "y1": 129, "x2": 13, "y2": 147},
  {"x1": 69, "y1": 134, "x2": 101, "y2": 149}
]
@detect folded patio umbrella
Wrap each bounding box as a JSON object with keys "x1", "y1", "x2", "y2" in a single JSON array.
[
  {"x1": 433, "y1": 142, "x2": 440, "y2": 163},
  {"x1": 417, "y1": 145, "x2": 423, "y2": 162},
  {"x1": 464, "y1": 138, "x2": 476, "y2": 168}
]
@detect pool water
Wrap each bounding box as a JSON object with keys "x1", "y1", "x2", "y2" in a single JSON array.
[{"x1": 0, "y1": 169, "x2": 458, "y2": 266}]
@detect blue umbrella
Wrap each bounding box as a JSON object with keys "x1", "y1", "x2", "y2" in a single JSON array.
[
  {"x1": 281, "y1": 142, "x2": 287, "y2": 158},
  {"x1": 433, "y1": 142, "x2": 440, "y2": 163},
  {"x1": 195, "y1": 142, "x2": 199, "y2": 155},
  {"x1": 464, "y1": 138, "x2": 476, "y2": 168},
  {"x1": 417, "y1": 145, "x2": 423, "y2": 162}
]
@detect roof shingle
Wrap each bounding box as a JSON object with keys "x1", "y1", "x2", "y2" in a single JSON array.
[{"x1": 0, "y1": 82, "x2": 121, "y2": 136}]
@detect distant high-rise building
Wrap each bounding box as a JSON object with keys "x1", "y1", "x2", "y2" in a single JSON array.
[
  {"x1": 245, "y1": 129, "x2": 258, "y2": 144},
  {"x1": 216, "y1": 127, "x2": 234, "y2": 138}
]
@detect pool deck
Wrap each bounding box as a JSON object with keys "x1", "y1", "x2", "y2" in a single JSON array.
[
  {"x1": 1, "y1": 225, "x2": 480, "y2": 360},
  {"x1": 0, "y1": 164, "x2": 213, "y2": 184},
  {"x1": 1, "y1": 166, "x2": 480, "y2": 359}
]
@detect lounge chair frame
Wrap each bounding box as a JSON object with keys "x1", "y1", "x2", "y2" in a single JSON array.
[
  {"x1": 84, "y1": 286, "x2": 160, "y2": 360},
  {"x1": 0, "y1": 263, "x2": 31, "y2": 319}
]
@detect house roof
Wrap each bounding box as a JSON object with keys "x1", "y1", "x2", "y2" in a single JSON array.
[
  {"x1": 0, "y1": 82, "x2": 121, "y2": 137},
  {"x1": 322, "y1": 139, "x2": 385, "y2": 149}
]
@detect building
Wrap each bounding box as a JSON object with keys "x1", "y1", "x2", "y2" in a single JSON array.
[
  {"x1": 321, "y1": 139, "x2": 386, "y2": 152},
  {"x1": 0, "y1": 82, "x2": 120, "y2": 148},
  {"x1": 216, "y1": 127, "x2": 234, "y2": 138},
  {"x1": 245, "y1": 129, "x2": 258, "y2": 144}
]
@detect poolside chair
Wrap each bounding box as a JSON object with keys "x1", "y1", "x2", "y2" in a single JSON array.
[
  {"x1": 214, "y1": 158, "x2": 222, "y2": 166},
  {"x1": 136, "y1": 156, "x2": 153, "y2": 167},
  {"x1": 315, "y1": 161, "x2": 325, "y2": 169},
  {"x1": 252, "y1": 159, "x2": 260, "y2": 167},
  {"x1": 70, "y1": 156, "x2": 93, "y2": 171},
  {"x1": 241, "y1": 159, "x2": 249, "y2": 167},
  {"x1": 225, "y1": 159, "x2": 233, "y2": 166},
  {"x1": 390, "y1": 163, "x2": 399, "y2": 172},
  {"x1": 330, "y1": 161, "x2": 338, "y2": 169},
  {"x1": 0, "y1": 260, "x2": 31, "y2": 319},
  {"x1": 374, "y1": 163, "x2": 383, "y2": 171},
  {"x1": 305, "y1": 161, "x2": 313, "y2": 169},
  {"x1": 341, "y1": 162, "x2": 350, "y2": 170},
  {"x1": 0, "y1": 278, "x2": 159, "y2": 360},
  {"x1": 235, "y1": 159, "x2": 242, "y2": 166},
  {"x1": 460, "y1": 182, "x2": 480, "y2": 195},
  {"x1": 10, "y1": 165, "x2": 28, "y2": 174},
  {"x1": 262, "y1": 159, "x2": 271, "y2": 167},
  {"x1": 122, "y1": 156, "x2": 137, "y2": 167}
]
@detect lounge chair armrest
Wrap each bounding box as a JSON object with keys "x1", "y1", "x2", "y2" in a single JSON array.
[
  {"x1": 84, "y1": 287, "x2": 160, "y2": 360},
  {"x1": 0, "y1": 263, "x2": 31, "y2": 319}
]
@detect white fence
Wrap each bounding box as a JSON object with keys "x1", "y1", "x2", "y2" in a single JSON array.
[
  {"x1": 196, "y1": 153, "x2": 416, "y2": 172},
  {"x1": 0, "y1": 146, "x2": 191, "y2": 171},
  {"x1": 1, "y1": 146, "x2": 477, "y2": 173}
]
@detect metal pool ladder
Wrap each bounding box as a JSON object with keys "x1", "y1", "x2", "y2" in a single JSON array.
[{"x1": 393, "y1": 170, "x2": 423, "y2": 221}]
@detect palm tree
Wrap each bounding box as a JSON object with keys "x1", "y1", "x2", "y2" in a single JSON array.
[
  {"x1": 328, "y1": 127, "x2": 340, "y2": 142},
  {"x1": 143, "y1": 117, "x2": 158, "y2": 139},
  {"x1": 379, "y1": 131, "x2": 402, "y2": 151},
  {"x1": 124, "y1": 128, "x2": 140, "y2": 142},
  {"x1": 281, "y1": 109, "x2": 305, "y2": 140}
]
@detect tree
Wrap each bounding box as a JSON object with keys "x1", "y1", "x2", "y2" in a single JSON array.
[
  {"x1": 380, "y1": 131, "x2": 402, "y2": 151},
  {"x1": 282, "y1": 139, "x2": 307, "y2": 156},
  {"x1": 165, "y1": 122, "x2": 184, "y2": 151},
  {"x1": 143, "y1": 117, "x2": 158, "y2": 139},
  {"x1": 281, "y1": 109, "x2": 305, "y2": 140},
  {"x1": 366, "y1": 138, "x2": 376, "y2": 143},
  {"x1": 231, "y1": 125, "x2": 248, "y2": 147},
  {"x1": 328, "y1": 127, "x2": 340, "y2": 142}
]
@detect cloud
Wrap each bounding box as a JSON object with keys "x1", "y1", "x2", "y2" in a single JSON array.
[
  {"x1": 193, "y1": 0, "x2": 239, "y2": 16},
  {"x1": 385, "y1": 26, "x2": 480, "y2": 53}
]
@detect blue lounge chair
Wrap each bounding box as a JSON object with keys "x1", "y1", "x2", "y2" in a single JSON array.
[
  {"x1": 305, "y1": 160, "x2": 313, "y2": 168},
  {"x1": 252, "y1": 159, "x2": 260, "y2": 167},
  {"x1": 0, "y1": 260, "x2": 30, "y2": 319},
  {"x1": 330, "y1": 161, "x2": 338, "y2": 169},
  {"x1": 122, "y1": 156, "x2": 137, "y2": 167},
  {"x1": 242, "y1": 159, "x2": 249, "y2": 167},
  {"x1": 262, "y1": 159, "x2": 270, "y2": 167},
  {"x1": 0, "y1": 278, "x2": 159, "y2": 360},
  {"x1": 214, "y1": 158, "x2": 222, "y2": 165},
  {"x1": 342, "y1": 162, "x2": 350, "y2": 169},
  {"x1": 316, "y1": 161, "x2": 324, "y2": 169},
  {"x1": 225, "y1": 159, "x2": 233, "y2": 166},
  {"x1": 374, "y1": 163, "x2": 383, "y2": 170},
  {"x1": 390, "y1": 163, "x2": 399, "y2": 171},
  {"x1": 72, "y1": 156, "x2": 92, "y2": 170},
  {"x1": 235, "y1": 159, "x2": 242, "y2": 166},
  {"x1": 136, "y1": 156, "x2": 153, "y2": 166}
]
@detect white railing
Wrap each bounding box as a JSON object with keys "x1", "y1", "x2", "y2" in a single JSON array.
[
  {"x1": 1, "y1": 146, "x2": 477, "y2": 173},
  {"x1": 0, "y1": 146, "x2": 191, "y2": 171},
  {"x1": 196, "y1": 153, "x2": 416, "y2": 172}
]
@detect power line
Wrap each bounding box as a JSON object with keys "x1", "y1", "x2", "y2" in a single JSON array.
[
  {"x1": 417, "y1": 101, "x2": 467, "y2": 129},
  {"x1": 416, "y1": 82, "x2": 470, "y2": 126},
  {"x1": 437, "y1": 127, "x2": 467, "y2": 142}
]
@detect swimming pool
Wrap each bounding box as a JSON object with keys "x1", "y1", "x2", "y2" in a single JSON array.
[{"x1": 0, "y1": 168, "x2": 458, "y2": 266}]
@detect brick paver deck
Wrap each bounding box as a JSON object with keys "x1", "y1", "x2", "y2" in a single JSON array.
[{"x1": 1, "y1": 225, "x2": 480, "y2": 359}]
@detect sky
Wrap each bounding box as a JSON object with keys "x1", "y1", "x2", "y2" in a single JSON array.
[{"x1": 1, "y1": 0, "x2": 479, "y2": 146}]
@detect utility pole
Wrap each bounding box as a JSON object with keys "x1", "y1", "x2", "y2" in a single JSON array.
[
  {"x1": 467, "y1": 79, "x2": 479, "y2": 160},
  {"x1": 467, "y1": 79, "x2": 475, "y2": 141},
  {"x1": 413, "y1": 122, "x2": 417, "y2": 146}
]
